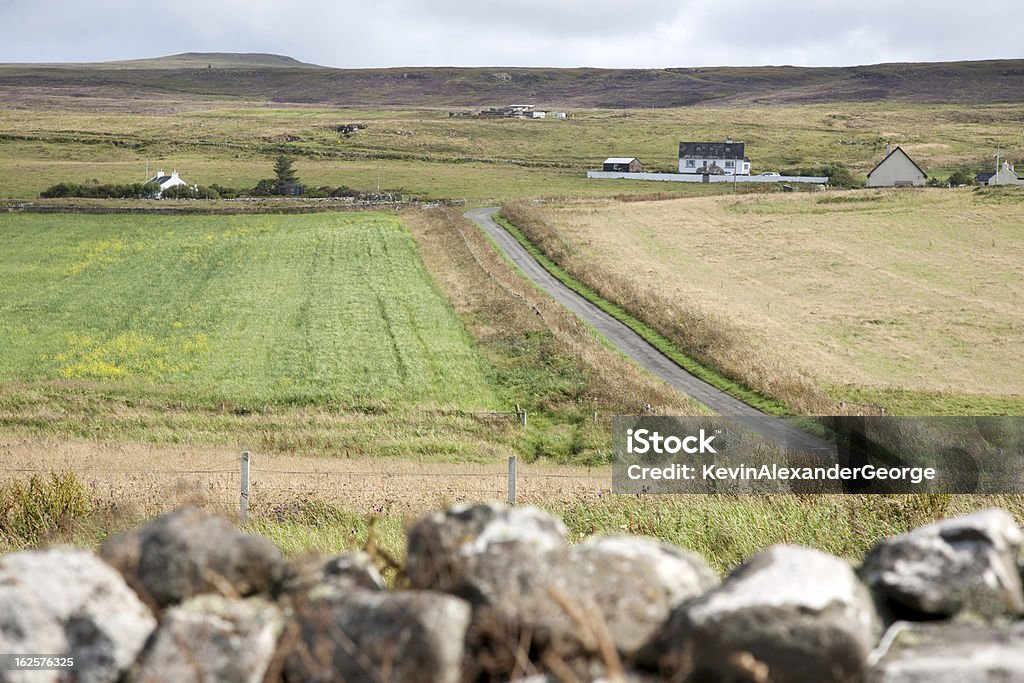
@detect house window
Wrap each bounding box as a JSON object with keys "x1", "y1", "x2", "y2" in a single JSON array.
[
  {"x1": 725, "y1": 160, "x2": 735, "y2": 168},
  {"x1": 685, "y1": 159, "x2": 696, "y2": 168}
]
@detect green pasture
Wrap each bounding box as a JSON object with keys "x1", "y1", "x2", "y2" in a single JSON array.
[
  {"x1": 2, "y1": 102, "x2": 1022, "y2": 200},
  {"x1": 0, "y1": 212, "x2": 498, "y2": 409}
]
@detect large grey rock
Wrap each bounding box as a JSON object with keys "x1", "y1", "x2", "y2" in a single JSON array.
[
  {"x1": 408, "y1": 504, "x2": 715, "y2": 675},
  {"x1": 411, "y1": 503, "x2": 627, "y2": 680},
  {"x1": 569, "y1": 535, "x2": 718, "y2": 658},
  {"x1": 283, "y1": 587, "x2": 471, "y2": 683},
  {"x1": 869, "y1": 621, "x2": 1024, "y2": 682},
  {"x1": 133, "y1": 595, "x2": 284, "y2": 683},
  {"x1": 652, "y1": 544, "x2": 881, "y2": 683},
  {"x1": 860, "y1": 508, "x2": 1024, "y2": 620},
  {"x1": 278, "y1": 551, "x2": 385, "y2": 597},
  {"x1": 0, "y1": 548, "x2": 156, "y2": 683},
  {"x1": 406, "y1": 503, "x2": 579, "y2": 649},
  {"x1": 100, "y1": 507, "x2": 285, "y2": 609},
  {"x1": 406, "y1": 502, "x2": 568, "y2": 593},
  {"x1": 572, "y1": 535, "x2": 718, "y2": 608}
]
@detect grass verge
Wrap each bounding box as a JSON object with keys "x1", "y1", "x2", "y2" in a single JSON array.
[{"x1": 7, "y1": 469, "x2": 1024, "y2": 577}]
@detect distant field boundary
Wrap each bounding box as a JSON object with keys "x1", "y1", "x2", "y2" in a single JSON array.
[
  {"x1": 587, "y1": 171, "x2": 829, "y2": 184},
  {"x1": 491, "y1": 212, "x2": 788, "y2": 415},
  {"x1": 0, "y1": 199, "x2": 466, "y2": 216}
]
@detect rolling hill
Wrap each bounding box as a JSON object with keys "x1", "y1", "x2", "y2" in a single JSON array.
[
  {"x1": 94, "y1": 53, "x2": 323, "y2": 69},
  {"x1": 0, "y1": 53, "x2": 1022, "y2": 108}
]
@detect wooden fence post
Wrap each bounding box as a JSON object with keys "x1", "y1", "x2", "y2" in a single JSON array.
[
  {"x1": 507, "y1": 456, "x2": 517, "y2": 506},
  {"x1": 240, "y1": 451, "x2": 250, "y2": 525}
]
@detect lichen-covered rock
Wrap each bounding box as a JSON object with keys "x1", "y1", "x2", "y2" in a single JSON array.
[
  {"x1": 860, "y1": 508, "x2": 1024, "y2": 620},
  {"x1": 133, "y1": 595, "x2": 284, "y2": 683},
  {"x1": 100, "y1": 507, "x2": 285, "y2": 609},
  {"x1": 572, "y1": 535, "x2": 718, "y2": 608},
  {"x1": 283, "y1": 587, "x2": 471, "y2": 683},
  {"x1": 406, "y1": 503, "x2": 581, "y2": 654},
  {"x1": 569, "y1": 535, "x2": 718, "y2": 658},
  {"x1": 0, "y1": 548, "x2": 156, "y2": 683},
  {"x1": 869, "y1": 622, "x2": 1024, "y2": 682},
  {"x1": 406, "y1": 502, "x2": 568, "y2": 593},
  {"x1": 408, "y1": 505, "x2": 716, "y2": 675},
  {"x1": 652, "y1": 544, "x2": 881, "y2": 683},
  {"x1": 278, "y1": 551, "x2": 385, "y2": 596}
]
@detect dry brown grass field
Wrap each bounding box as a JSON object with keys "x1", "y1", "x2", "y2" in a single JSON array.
[
  {"x1": 516, "y1": 189, "x2": 1024, "y2": 415},
  {"x1": 10, "y1": 436, "x2": 1024, "y2": 575},
  {"x1": 0, "y1": 438, "x2": 608, "y2": 520}
]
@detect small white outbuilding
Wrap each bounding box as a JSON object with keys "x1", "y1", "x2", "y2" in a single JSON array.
[{"x1": 866, "y1": 146, "x2": 927, "y2": 187}]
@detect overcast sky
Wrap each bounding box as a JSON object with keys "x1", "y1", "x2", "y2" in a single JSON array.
[{"x1": 2, "y1": 0, "x2": 1022, "y2": 69}]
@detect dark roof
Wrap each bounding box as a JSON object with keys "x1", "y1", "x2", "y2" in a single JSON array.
[
  {"x1": 976, "y1": 172, "x2": 995, "y2": 183},
  {"x1": 152, "y1": 176, "x2": 173, "y2": 184},
  {"x1": 679, "y1": 141, "x2": 745, "y2": 160},
  {"x1": 867, "y1": 146, "x2": 927, "y2": 179}
]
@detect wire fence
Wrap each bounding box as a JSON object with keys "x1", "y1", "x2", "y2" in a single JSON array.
[{"x1": 0, "y1": 452, "x2": 612, "y2": 522}]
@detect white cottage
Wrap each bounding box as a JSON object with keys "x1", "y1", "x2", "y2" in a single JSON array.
[
  {"x1": 977, "y1": 161, "x2": 1024, "y2": 187},
  {"x1": 866, "y1": 146, "x2": 926, "y2": 187},
  {"x1": 678, "y1": 141, "x2": 751, "y2": 175},
  {"x1": 145, "y1": 170, "x2": 189, "y2": 196}
]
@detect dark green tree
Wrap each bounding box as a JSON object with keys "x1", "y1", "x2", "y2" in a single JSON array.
[
  {"x1": 274, "y1": 156, "x2": 299, "y2": 189},
  {"x1": 947, "y1": 169, "x2": 975, "y2": 187}
]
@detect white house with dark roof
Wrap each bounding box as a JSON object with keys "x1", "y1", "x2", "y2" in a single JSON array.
[
  {"x1": 146, "y1": 170, "x2": 189, "y2": 196},
  {"x1": 977, "y1": 161, "x2": 1024, "y2": 186},
  {"x1": 678, "y1": 141, "x2": 751, "y2": 175},
  {"x1": 866, "y1": 146, "x2": 927, "y2": 187}
]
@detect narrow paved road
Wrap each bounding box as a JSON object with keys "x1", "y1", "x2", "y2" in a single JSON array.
[{"x1": 465, "y1": 207, "x2": 834, "y2": 455}]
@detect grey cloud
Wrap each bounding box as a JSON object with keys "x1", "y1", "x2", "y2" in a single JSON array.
[{"x1": 1, "y1": 0, "x2": 1021, "y2": 67}]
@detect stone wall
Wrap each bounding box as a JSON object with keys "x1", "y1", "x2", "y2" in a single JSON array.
[{"x1": 1, "y1": 503, "x2": 1022, "y2": 682}]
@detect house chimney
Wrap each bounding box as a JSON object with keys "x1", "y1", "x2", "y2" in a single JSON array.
[
  {"x1": 885, "y1": 143, "x2": 892, "y2": 156},
  {"x1": 171, "y1": 170, "x2": 178, "y2": 178},
  {"x1": 157, "y1": 170, "x2": 164, "y2": 177}
]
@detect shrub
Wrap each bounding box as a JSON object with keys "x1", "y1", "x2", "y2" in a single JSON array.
[
  {"x1": 250, "y1": 178, "x2": 279, "y2": 196},
  {"x1": 947, "y1": 169, "x2": 976, "y2": 187},
  {"x1": 160, "y1": 184, "x2": 220, "y2": 199},
  {"x1": 329, "y1": 185, "x2": 361, "y2": 198},
  {"x1": 209, "y1": 183, "x2": 243, "y2": 199},
  {"x1": 39, "y1": 181, "x2": 160, "y2": 199},
  {"x1": 0, "y1": 471, "x2": 93, "y2": 545}
]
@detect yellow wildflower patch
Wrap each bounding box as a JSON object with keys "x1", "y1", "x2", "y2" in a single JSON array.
[
  {"x1": 56, "y1": 330, "x2": 209, "y2": 381},
  {"x1": 65, "y1": 239, "x2": 131, "y2": 276}
]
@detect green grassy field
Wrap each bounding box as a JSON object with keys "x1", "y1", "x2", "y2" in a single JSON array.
[
  {"x1": 0, "y1": 212, "x2": 497, "y2": 409},
  {"x1": 0, "y1": 207, "x2": 695, "y2": 463}
]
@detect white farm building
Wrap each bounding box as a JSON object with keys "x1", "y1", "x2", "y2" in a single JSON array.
[
  {"x1": 866, "y1": 146, "x2": 927, "y2": 187},
  {"x1": 146, "y1": 170, "x2": 189, "y2": 196},
  {"x1": 678, "y1": 141, "x2": 751, "y2": 175},
  {"x1": 977, "y1": 161, "x2": 1024, "y2": 187}
]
